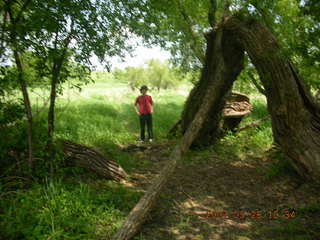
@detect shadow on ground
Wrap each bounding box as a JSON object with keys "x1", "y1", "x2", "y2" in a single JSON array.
[{"x1": 129, "y1": 143, "x2": 320, "y2": 240}]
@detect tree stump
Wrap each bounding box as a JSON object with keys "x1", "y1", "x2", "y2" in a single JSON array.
[{"x1": 223, "y1": 91, "x2": 253, "y2": 131}]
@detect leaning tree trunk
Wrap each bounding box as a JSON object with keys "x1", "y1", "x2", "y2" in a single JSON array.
[
  {"x1": 111, "y1": 23, "x2": 246, "y2": 240},
  {"x1": 224, "y1": 16, "x2": 320, "y2": 180},
  {"x1": 180, "y1": 28, "x2": 244, "y2": 147}
]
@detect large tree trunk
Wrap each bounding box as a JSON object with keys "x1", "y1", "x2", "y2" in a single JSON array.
[
  {"x1": 111, "y1": 26, "x2": 244, "y2": 240},
  {"x1": 224, "y1": 16, "x2": 320, "y2": 180},
  {"x1": 180, "y1": 28, "x2": 244, "y2": 147}
]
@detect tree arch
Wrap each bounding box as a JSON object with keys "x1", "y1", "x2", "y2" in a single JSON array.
[
  {"x1": 182, "y1": 15, "x2": 320, "y2": 180},
  {"x1": 224, "y1": 15, "x2": 320, "y2": 180},
  {"x1": 111, "y1": 15, "x2": 320, "y2": 240}
]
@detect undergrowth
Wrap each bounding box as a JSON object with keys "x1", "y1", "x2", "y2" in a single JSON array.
[{"x1": 0, "y1": 83, "x2": 187, "y2": 240}]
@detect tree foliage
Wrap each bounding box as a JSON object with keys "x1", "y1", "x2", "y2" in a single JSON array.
[
  {"x1": 129, "y1": 0, "x2": 319, "y2": 92},
  {"x1": 114, "y1": 59, "x2": 186, "y2": 90},
  {"x1": 0, "y1": 0, "x2": 147, "y2": 172}
]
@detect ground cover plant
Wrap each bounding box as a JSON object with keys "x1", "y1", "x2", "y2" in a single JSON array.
[
  {"x1": 0, "y1": 78, "x2": 190, "y2": 240},
  {"x1": 1, "y1": 0, "x2": 320, "y2": 239},
  {"x1": 1, "y1": 77, "x2": 319, "y2": 239}
]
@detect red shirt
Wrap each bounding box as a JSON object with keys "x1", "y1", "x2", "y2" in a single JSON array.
[{"x1": 135, "y1": 95, "x2": 153, "y2": 114}]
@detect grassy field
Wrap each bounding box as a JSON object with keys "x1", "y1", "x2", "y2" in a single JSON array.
[
  {"x1": 0, "y1": 81, "x2": 192, "y2": 240},
  {"x1": 4, "y1": 80, "x2": 317, "y2": 240}
]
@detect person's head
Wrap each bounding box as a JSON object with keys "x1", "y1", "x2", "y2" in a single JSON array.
[{"x1": 140, "y1": 85, "x2": 148, "y2": 95}]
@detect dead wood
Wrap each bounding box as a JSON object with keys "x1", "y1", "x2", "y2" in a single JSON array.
[{"x1": 59, "y1": 139, "x2": 127, "y2": 182}]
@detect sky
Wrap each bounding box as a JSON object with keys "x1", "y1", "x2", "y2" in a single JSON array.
[{"x1": 109, "y1": 45, "x2": 171, "y2": 70}]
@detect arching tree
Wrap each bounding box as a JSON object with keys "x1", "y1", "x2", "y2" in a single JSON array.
[{"x1": 224, "y1": 15, "x2": 320, "y2": 180}]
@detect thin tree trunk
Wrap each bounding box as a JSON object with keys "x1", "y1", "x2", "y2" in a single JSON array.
[
  {"x1": 225, "y1": 16, "x2": 320, "y2": 180},
  {"x1": 248, "y1": 71, "x2": 266, "y2": 95},
  {"x1": 14, "y1": 50, "x2": 34, "y2": 169},
  {"x1": 7, "y1": 7, "x2": 34, "y2": 169},
  {"x1": 47, "y1": 32, "x2": 72, "y2": 175}
]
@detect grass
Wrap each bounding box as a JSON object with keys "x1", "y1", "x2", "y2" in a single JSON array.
[
  {"x1": 0, "y1": 81, "x2": 189, "y2": 240},
  {"x1": 0, "y1": 178, "x2": 141, "y2": 240},
  {"x1": 2, "y1": 81, "x2": 316, "y2": 240}
]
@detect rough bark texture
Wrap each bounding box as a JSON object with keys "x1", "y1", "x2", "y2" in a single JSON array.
[
  {"x1": 112, "y1": 14, "x2": 320, "y2": 240},
  {"x1": 180, "y1": 29, "x2": 244, "y2": 147},
  {"x1": 111, "y1": 27, "x2": 238, "y2": 240},
  {"x1": 225, "y1": 16, "x2": 320, "y2": 180},
  {"x1": 169, "y1": 91, "x2": 252, "y2": 136},
  {"x1": 7, "y1": 7, "x2": 34, "y2": 169},
  {"x1": 59, "y1": 139, "x2": 127, "y2": 182}
]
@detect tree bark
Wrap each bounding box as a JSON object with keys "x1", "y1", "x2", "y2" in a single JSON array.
[
  {"x1": 7, "y1": 6, "x2": 34, "y2": 169},
  {"x1": 180, "y1": 28, "x2": 244, "y2": 147},
  {"x1": 47, "y1": 30, "x2": 72, "y2": 175},
  {"x1": 224, "y1": 16, "x2": 320, "y2": 180},
  {"x1": 13, "y1": 50, "x2": 34, "y2": 169},
  {"x1": 111, "y1": 26, "x2": 243, "y2": 240},
  {"x1": 59, "y1": 139, "x2": 127, "y2": 182}
]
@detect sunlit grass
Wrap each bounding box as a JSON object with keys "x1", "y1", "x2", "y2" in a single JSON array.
[
  {"x1": 0, "y1": 178, "x2": 141, "y2": 240},
  {"x1": 54, "y1": 83, "x2": 189, "y2": 146},
  {"x1": 3, "y1": 81, "x2": 281, "y2": 240},
  {"x1": 0, "y1": 81, "x2": 190, "y2": 240}
]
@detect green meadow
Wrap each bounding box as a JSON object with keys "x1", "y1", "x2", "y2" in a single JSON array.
[
  {"x1": 0, "y1": 80, "x2": 194, "y2": 240},
  {"x1": 4, "y1": 77, "x2": 307, "y2": 240}
]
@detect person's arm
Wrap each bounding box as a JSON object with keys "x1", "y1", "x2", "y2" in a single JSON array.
[
  {"x1": 134, "y1": 98, "x2": 140, "y2": 115},
  {"x1": 149, "y1": 96, "x2": 153, "y2": 113}
]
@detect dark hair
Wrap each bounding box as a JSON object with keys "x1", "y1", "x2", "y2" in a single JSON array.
[{"x1": 140, "y1": 85, "x2": 148, "y2": 91}]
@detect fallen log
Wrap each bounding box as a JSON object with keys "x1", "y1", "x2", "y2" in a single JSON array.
[{"x1": 59, "y1": 139, "x2": 127, "y2": 182}]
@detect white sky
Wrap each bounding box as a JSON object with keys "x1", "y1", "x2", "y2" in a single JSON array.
[
  {"x1": 108, "y1": 45, "x2": 171, "y2": 70},
  {"x1": 91, "y1": 47, "x2": 171, "y2": 70}
]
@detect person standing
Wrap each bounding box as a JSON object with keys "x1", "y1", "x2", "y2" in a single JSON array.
[{"x1": 134, "y1": 85, "x2": 154, "y2": 142}]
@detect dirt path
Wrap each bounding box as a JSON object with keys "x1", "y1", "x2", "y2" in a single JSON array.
[{"x1": 128, "y1": 143, "x2": 320, "y2": 240}]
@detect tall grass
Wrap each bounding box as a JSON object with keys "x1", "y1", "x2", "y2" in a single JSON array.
[
  {"x1": 0, "y1": 178, "x2": 141, "y2": 240},
  {"x1": 53, "y1": 83, "x2": 189, "y2": 170},
  {"x1": 1, "y1": 81, "x2": 279, "y2": 240},
  {"x1": 0, "y1": 82, "x2": 190, "y2": 240}
]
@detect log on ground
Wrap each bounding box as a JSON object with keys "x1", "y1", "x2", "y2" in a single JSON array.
[{"x1": 59, "y1": 139, "x2": 127, "y2": 182}]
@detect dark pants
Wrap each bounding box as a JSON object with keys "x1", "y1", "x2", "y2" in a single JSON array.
[{"x1": 139, "y1": 113, "x2": 153, "y2": 140}]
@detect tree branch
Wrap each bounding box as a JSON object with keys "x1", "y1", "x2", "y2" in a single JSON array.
[
  {"x1": 208, "y1": 0, "x2": 217, "y2": 27},
  {"x1": 15, "y1": 0, "x2": 32, "y2": 23},
  {"x1": 248, "y1": 71, "x2": 266, "y2": 95},
  {"x1": 236, "y1": 115, "x2": 270, "y2": 132},
  {"x1": 177, "y1": 0, "x2": 205, "y2": 64}
]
